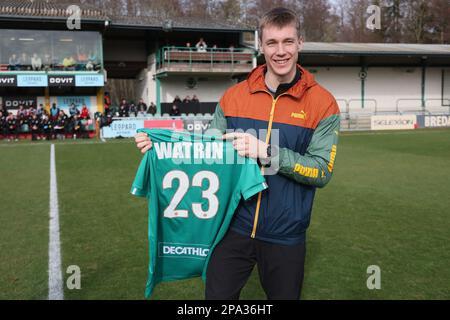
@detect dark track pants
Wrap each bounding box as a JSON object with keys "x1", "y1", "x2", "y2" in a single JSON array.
[{"x1": 205, "y1": 229, "x2": 306, "y2": 300}]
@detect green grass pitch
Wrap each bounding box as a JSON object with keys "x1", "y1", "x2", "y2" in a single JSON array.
[{"x1": 0, "y1": 129, "x2": 449, "y2": 299}]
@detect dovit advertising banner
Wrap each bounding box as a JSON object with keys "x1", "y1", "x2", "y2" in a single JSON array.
[
  {"x1": 371, "y1": 115, "x2": 417, "y2": 130},
  {"x1": 102, "y1": 119, "x2": 145, "y2": 138},
  {"x1": 416, "y1": 114, "x2": 450, "y2": 128},
  {"x1": 48, "y1": 75, "x2": 75, "y2": 87},
  {"x1": 0, "y1": 75, "x2": 17, "y2": 86},
  {"x1": 183, "y1": 119, "x2": 212, "y2": 133},
  {"x1": 3, "y1": 96, "x2": 37, "y2": 109}
]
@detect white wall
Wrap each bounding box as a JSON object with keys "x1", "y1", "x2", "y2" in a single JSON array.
[
  {"x1": 135, "y1": 68, "x2": 150, "y2": 104},
  {"x1": 312, "y1": 67, "x2": 361, "y2": 113},
  {"x1": 425, "y1": 68, "x2": 447, "y2": 112},
  {"x1": 147, "y1": 54, "x2": 157, "y2": 105},
  {"x1": 310, "y1": 67, "x2": 446, "y2": 114}
]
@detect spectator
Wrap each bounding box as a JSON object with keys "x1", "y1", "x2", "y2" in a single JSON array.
[
  {"x1": 76, "y1": 46, "x2": 88, "y2": 65},
  {"x1": 173, "y1": 95, "x2": 182, "y2": 104},
  {"x1": 98, "y1": 112, "x2": 112, "y2": 128},
  {"x1": 42, "y1": 53, "x2": 52, "y2": 71},
  {"x1": 85, "y1": 60, "x2": 94, "y2": 71},
  {"x1": 87, "y1": 51, "x2": 98, "y2": 70},
  {"x1": 169, "y1": 104, "x2": 180, "y2": 117},
  {"x1": 0, "y1": 111, "x2": 7, "y2": 139},
  {"x1": 50, "y1": 103, "x2": 60, "y2": 121},
  {"x1": 119, "y1": 99, "x2": 129, "y2": 117},
  {"x1": 54, "y1": 110, "x2": 69, "y2": 139},
  {"x1": 16, "y1": 108, "x2": 29, "y2": 136},
  {"x1": 88, "y1": 51, "x2": 97, "y2": 64},
  {"x1": 70, "y1": 114, "x2": 82, "y2": 139},
  {"x1": 8, "y1": 53, "x2": 19, "y2": 70},
  {"x1": 104, "y1": 92, "x2": 111, "y2": 114},
  {"x1": 19, "y1": 53, "x2": 30, "y2": 70},
  {"x1": 129, "y1": 103, "x2": 138, "y2": 117},
  {"x1": 63, "y1": 56, "x2": 76, "y2": 70},
  {"x1": 29, "y1": 113, "x2": 41, "y2": 141},
  {"x1": 6, "y1": 113, "x2": 19, "y2": 141},
  {"x1": 31, "y1": 53, "x2": 42, "y2": 71},
  {"x1": 37, "y1": 104, "x2": 44, "y2": 117},
  {"x1": 80, "y1": 105, "x2": 90, "y2": 120},
  {"x1": 185, "y1": 42, "x2": 192, "y2": 50},
  {"x1": 191, "y1": 95, "x2": 200, "y2": 103},
  {"x1": 137, "y1": 99, "x2": 148, "y2": 117},
  {"x1": 0, "y1": 103, "x2": 7, "y2": 116},
  {"x1": 147, "y1": 102, "x2": 157, "y2": 115},
  {"x1": 28, "y1": 106, "x2": 37, "y2": 117},
  {"x1": 17, "y1": 105, "x2": 27, "y2": 118},
  {"x1": 183, "y1": 96, "x2": 191, "y2": 104},
  {"x1": 196, "y1": 38, "x2": 208, "y2": 52},
  {"x1": 40, "y1": 113, "x2": 52, "y2": 140},
  {"x1": 69, "y1": 103, "x2": 80, "y2": 117}
]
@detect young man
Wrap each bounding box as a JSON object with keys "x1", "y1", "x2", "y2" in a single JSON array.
[{"x1": 134, "y1": 7, "x2": 340, "y2": 300}]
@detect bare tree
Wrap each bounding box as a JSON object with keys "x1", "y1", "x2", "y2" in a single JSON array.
[
  {"x1": 429, "y1": 0, "x2": 450, "y2": 43},
  {"x1": 32, "y1": 0, "x2": 450, "y2": 44},
  {"x1": 404, "y1": 0, "x2": 434, "y2": 43}
]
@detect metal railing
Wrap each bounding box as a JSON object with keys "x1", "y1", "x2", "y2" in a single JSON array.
[
  {"x1": 336, "y1": 98, "x2": 378, "y2": 115},
  {"x1": 337, "y1": 98, "x2": 450, "y2": 116},
  {"x1": 156, "y1": 46, "x2": 255, "y2": 72},
  {"x1": 395, "y1": 98, "x2": 450, "y2": 114}
]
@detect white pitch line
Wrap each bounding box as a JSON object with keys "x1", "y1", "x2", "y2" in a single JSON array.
[{"x1": 48, "y1": 144, "x2": 64, "y2": 300}]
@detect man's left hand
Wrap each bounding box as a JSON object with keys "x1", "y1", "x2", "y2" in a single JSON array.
[{"x1": 223, "y1": 132, "x2": 268, "y2": 160}]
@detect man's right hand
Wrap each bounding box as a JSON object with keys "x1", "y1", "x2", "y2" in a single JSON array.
[{"x1": 135, "y1": 132, "x2": 152, "y2": 154}]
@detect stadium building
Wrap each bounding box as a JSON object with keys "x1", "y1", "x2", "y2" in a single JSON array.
[
  {"x1": 0, "y1": 0, "x2": 449, "y2": 133},
  {"x1": 0, "y1": 0, "x2": 255, "y2": 117}
]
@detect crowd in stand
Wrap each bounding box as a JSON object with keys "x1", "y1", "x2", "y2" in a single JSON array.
[
  {"x1": 0, "y1": 94, "x2": 206, "y2": 141},
  {"x1": 182, "y1": 38, "x2": 236, "y2": 53},
  {"x1": 169, "y1": 95, "x2": 200, "y2": 116},
  {"x1": 112, "y1": 94, "x2": 202, "y2": 118},
  {"x1": 0, "y1": 93, "x2": 204, "y2": 141},
  {"x1": 6, "y1": 46, "x2": 100, "y2": 72},
  {"x1": 115, "y1": 98, "x2": 157, "y2": 118},
  {"x1": 0, "y1": 102, "x2": 93, "y2": 141}
]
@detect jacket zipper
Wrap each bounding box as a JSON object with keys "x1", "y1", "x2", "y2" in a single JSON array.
[{"x1": 250, "y1": 92, "x2": 286, "y2": 239}]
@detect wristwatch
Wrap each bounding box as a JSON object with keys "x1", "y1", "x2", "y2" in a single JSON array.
[{"x1": 258, "y1": 144, "x2": 273, "y2": 167}]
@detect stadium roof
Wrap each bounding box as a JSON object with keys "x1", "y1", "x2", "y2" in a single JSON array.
[
  {"x1": 0, "y1": 0, "x2": 107, "y2": 20},
  {"x1": 111, "y1": 15, "x2": 252, "y2": 32},
  {"x1": 303, "y1": 42, "x2": 450, "y2": 57},
  {"x1": 293, "y1": 42, "x2": 450, "y2": 67},
  {"x1": 0, "y1": 0, "x2": 251, "y2": 32}
]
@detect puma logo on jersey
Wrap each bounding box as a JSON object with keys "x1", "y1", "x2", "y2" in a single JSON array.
[{"x1": 291, "y1": 110, "x2": 307, "y2": 120}]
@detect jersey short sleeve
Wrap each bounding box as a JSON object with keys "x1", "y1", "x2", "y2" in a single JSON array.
[
  {"x1": 130, "y1": 152, "x2": 151, "y2": 197},
  {"x1": 239, "y1": 159, "x2": 268, "y2": 200}
]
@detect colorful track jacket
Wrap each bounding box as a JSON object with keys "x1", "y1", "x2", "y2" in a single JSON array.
[{"x1": 209, "y1": 64, "x2": 340, "y2": 245}]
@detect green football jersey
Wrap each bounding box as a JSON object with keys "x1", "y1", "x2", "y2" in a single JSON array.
[{"x1": 131, "y1": 128, "x2": 267, "y2": 298}]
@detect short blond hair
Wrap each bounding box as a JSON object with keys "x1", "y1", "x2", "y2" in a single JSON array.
[{"x1": 258, "y1": 7, "x2": 301, "y2": 40}]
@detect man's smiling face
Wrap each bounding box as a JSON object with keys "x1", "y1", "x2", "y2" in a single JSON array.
[{"x1": 260, "y1": 23, "x2": 303, "y2": 84}]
